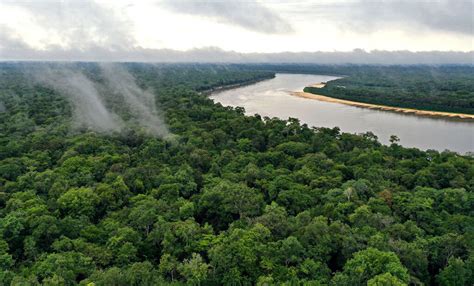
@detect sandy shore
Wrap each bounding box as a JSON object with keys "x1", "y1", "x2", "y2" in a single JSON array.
[{"x1": 292, "y1": 91, "x2": 474, "y2": 120}]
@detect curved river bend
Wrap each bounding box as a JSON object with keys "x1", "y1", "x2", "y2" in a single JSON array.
[{"x1": 210, "y1": 73, "x2": 474, "y2": 154}]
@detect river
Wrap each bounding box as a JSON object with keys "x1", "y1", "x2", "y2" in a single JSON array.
[{"x1": 210, "y1": 73, "x2": 474, "y2": 154}]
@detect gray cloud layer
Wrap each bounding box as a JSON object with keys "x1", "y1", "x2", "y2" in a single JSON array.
[
  {"x1": 1, "y1": 0, "x2": 134, "y2": 50},
  {"x1": 300, "y1": 0, "x2": 473, "y2": 35},
  {"x1": 358, "y1": 0, "x2": 473, "y2": 35},
  {"x1": 0, "y1": 0, "x2": 472, "y2": 64},
  {"x1": 368, "y1": 0, "x2": 474, "y2": 34},
  {"x1": 160, "y1": 0, "x2": 293, "y2": 34}
]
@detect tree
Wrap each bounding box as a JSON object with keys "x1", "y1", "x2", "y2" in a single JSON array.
[
  {"x1": 128, "y1": 195, "x2": 159, "y2": 235},
  {"x1": 32, "y1": 252, "x2": 94, "y2": 286},
  {"x1": 0, "y1": 239, "x2": 14, "y2": 284},
  {"x1": 436, "y1": 257, "x2": 471, "y2": 286},
  {"x1": 124, "y1": 262, "x2": 163, "y2": 286},
  {"x1": 96, "y1": 176, "x2": 130, "y2": 212},
  {"x1": 199, "y1": 180, "x2": 264, "y2": 227},
  {"x1": 298, "y1": 258, "x2": 331, "y2": 283},
  {"x1": 367, "y1": 273, "x2": 407, "y2": 286},
  {"x1": 159, "y1": 253, "x2": 178, "y2": 282},
  {"x1": 389, "y1": 135, "x2": 400, "y2": 145},
  {"x1": 178, "y1": 253, "x2": 209, "y2": 285},
  {"x1": 209, "y1": 224, "x2": 270, "y2": 285},
  {"x1": 254, "y1": 202, "x2": 290, "y2": 238},
  {"x1": 57, "y1": 187, "x2": 100, "y2": 219},
  {"x1": 159, "y1": 219, "x2": 212, "y2": 258},
  {"x1": 279, "y1": 236, "x2": 304, "y2": 267},
  {"x1": 85, "y1": 262, "x2": 164, "y2": 286},
  {"x1": 333, "y1": 248, "x2": 409, "y2": 285},
  {"x1": 296, "y1": 216, "x2": 333, "y2": 262},
  {"x1": 106, "y1": 227, "x2": 140, "y2": 266}
]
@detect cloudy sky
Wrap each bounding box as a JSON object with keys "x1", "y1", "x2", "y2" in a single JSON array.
[{"x1": 0, "y1": 0, "x2": 472, "y2": 62}]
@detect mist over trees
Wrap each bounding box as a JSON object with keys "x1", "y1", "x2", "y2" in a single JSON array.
[
  {"x1": 15, "y1": 63, "x2": 171, "y2": 137},
  {"x1": 99, "y1": 63, "x2": 170, "y2": 137},
  {"x1": 31, "y1": 66, "x2": 124, "y2": 133}
]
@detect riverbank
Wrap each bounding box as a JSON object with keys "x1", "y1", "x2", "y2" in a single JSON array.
[
  {"x1": 211, "y1": 73, "x2": 474, "y2": 153},
  {"x1": 201, "y1": 75, "x2": 275, "y2": 95},
  {"x1": 292, "y1": 91, "x2": 474, "y2": 120}
]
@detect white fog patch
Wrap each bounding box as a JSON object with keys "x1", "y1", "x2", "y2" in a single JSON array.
[
  {"x1": 99, "y1": 63, "x2": 170, "y2": 138},
  {"x1": 33, "y1": 67, "x2": 123, "y2": 133}
]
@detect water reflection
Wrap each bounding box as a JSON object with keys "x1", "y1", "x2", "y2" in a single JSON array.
[{"x1": 211, "y1": 73, "x2": 474, "y2": 154}]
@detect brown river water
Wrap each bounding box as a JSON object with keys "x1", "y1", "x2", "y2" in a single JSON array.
[{"x1": 210, "y1": 73, "x2": 474, "y2": 154}]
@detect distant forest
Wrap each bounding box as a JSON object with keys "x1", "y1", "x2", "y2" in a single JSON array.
[
  {"x1": 0, "y1": 63, "x2": 473, "y2": 285},
  {"x1": 248, "y1": 64, "x2": 474, "y2": 115}
]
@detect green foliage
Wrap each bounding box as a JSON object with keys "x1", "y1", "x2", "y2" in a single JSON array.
[
  {"x1": 367, "y1": 273, "x2": 407, "y2": 286},
  {"x1": 177, "y1": 253, "x2": 209, "y2": 285},
  {"x1": 302, "y1": 65, "x2": 474, "y2": 114},
  {"x1": 0, "y1": 63, "x2": 473, "y2": 285},
  {"x1": 83, "y1": 262, "x2": 165, "y2": 286},
  {"x1": 333, "y1": 248, "x2": 409, "y2": 285},
  {"x1": 57, "y1": 188, "x2": 100, "y2": 219},
  {"x1": 436, "y1": 257, "x2": 472, "y2": 286},
  {"x1": 32, "y1": 252, "x2": 94, "y2": 286}
]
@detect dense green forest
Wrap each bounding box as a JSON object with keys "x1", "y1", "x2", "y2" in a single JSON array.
[
  {"x1": 0, "y1": 63, "x2": 473, "y2": 285},
  {"x1": 242, "y1": 64, "x2": 474, "y2": 114}
]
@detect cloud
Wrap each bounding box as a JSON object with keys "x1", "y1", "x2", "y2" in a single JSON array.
[
  {"x1": 1, "y1": 0, "x2": 135, "y2": 50},
  {"x1": 305, "y1": 0, "x2": 473, "y2": 35},
  {"x1": 0, "y1": 26, "x2": 30, "y2": 51},
  {"x1": 0, "y1": 0, "x2": 471, "y2": 60},
  {"x1": 159, "y1": 0, "x2": 292, "y2": 34}
]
